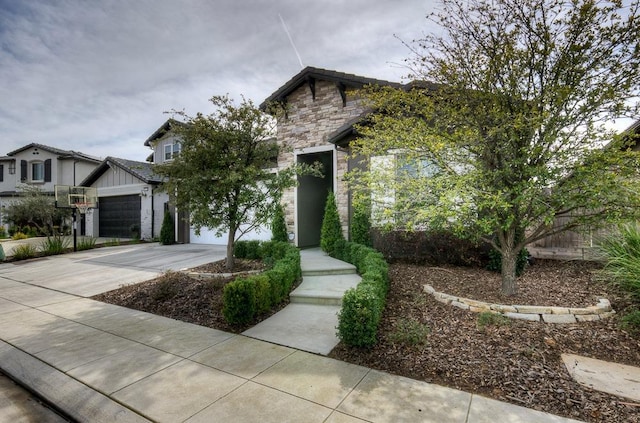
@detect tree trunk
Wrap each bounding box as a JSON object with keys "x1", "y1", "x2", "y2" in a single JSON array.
[
  {"x1": 501, "y1": 246, "x2": 518, "y2": 296},
  {"x1": 225, "y1": 227, "x2": 236, "y2": 272}
]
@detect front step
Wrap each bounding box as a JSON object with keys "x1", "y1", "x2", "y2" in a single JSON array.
[
  {"x1": 300, "y1": 249, "x2": 357, "y2": 276},
  {"x1": 290, "y1": 274, "x2": 361, "y2": 306}
]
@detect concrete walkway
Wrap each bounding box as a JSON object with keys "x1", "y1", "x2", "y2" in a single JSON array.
[{"x1": 0, "y1": 245, "x2": 584, "y2": 422}]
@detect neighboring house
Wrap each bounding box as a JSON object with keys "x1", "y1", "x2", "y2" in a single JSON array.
[
  {"x1": 81, "y1": 157, "x2": 167, "y2": 240},
  {"x1": 0, "y1": 143, "x2": 101, "y2": 233},
  {"x1": 142, "y1": 119, "x2": 273, "y2": 244},
  {"x1": 262, "y1": 66, "x2": 401, "y2": 247}
]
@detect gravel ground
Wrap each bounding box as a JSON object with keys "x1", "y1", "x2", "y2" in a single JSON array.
[{"x1": 94, "y1": 258, "x2": 640, "y2": 422}]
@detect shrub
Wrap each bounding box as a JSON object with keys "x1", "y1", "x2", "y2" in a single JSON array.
[
  {"x1": 40, "y1": 235, "x2": 71, "y2": 256},
  {"x1": 223, "y1": 240, "x2": 301, "y2": 325},
  {"x1": 151, "y1": 273, "x2": 180, "y2": 301},
  {"x1": 371, "y1": 229, "x2": 491, "y2": 266},
  {"x1": 476, "y1": 311, "x2": 511, "y2": 331},
  {"x1": 486, "y1": 248, "x2": 529, "y2": 277},
  {"x1": 160, "y1": 212, "x2": 175, "y2": 245},
  {"x1": 271, "y1": 203, "x2": 288, "y2": 242},
  {"x1": 320, "y1": 191, "x2": 344, "y2": 255},
  {"x1": 620, "y1": 310, "x2": 640, "y2": 334},
  {"x1": 0, "y1": 244, "x2": 5, "y2": 261},
  {"x1": 77, "y1": 237, "x2": 97, "y2": 251},
  {"x1": 12, "y1": 244, "x2": 37, "y2": 260},
  {"x1": 350, "y1": 198, "x2": 372, "y2": 246},
  {"x1": 597, "y1": 223, "x2": 640, "y2": 299},
  {"x1": 223, "y1": 277, "x2": 257, "y2": 325},
  {"x1": 388, "y1": 318, "x2": 430, "y2": 346},
  {"x1": 335, "y1": 241, "x2": 389, "y2": 347},
  {"x1": 11, "y1": 232, "x2": 28, "y2": 241},
  {"x1": 0, "y1": 226, "x2": 6, "y2": 238}
]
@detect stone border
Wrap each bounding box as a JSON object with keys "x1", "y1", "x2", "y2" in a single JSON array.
[
  {"x1": 424, "y1": 284, "x2": 616, "y2": 323},
  {"x1": 182, "y1": 269, "x2": 263, "y2": 279}
]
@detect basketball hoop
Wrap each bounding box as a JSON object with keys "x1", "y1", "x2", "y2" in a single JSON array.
[{"x1": 75, "y1": 202, "x2": 90, "y2": 215}]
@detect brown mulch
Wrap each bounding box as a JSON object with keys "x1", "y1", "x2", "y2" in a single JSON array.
[{"x1": 93, "y1": 258, "x2": 640, "y2": 422}]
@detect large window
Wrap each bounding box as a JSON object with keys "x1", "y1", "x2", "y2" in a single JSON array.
[
  {"x1": 31, "y1": 161, "x2": 44, "y2": 182},
  {"x1": 164, "y1": 142, "x2": 181, "y2": 161}
]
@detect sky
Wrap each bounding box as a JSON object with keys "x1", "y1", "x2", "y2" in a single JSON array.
[{"x1": 0, "y1": 0, "x2": 436, "y2": 162}]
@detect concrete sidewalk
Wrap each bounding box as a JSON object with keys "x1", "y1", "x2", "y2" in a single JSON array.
[{"x1": 0, "y1": 246, "x2": 584, "y2": 422}]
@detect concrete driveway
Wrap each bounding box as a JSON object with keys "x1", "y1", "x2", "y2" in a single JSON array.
[{"x1": 0, "y1": 243, "x2": 227, "y2": 297}]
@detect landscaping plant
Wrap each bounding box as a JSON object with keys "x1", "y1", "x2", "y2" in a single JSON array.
[
  {"x1": 320, "y1": 191, "x2": 344, "y2": 255},
  {"x1": 271, "y1": 203, "x2": 288, "y2": 242},
  {"x1": 40, "y1": 235, "x2": 71, "y2": 256},
  {"x1": 159, "y1": 211, "x2": 175, "y2": 245}
]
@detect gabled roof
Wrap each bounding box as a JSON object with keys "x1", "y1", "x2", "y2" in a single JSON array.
[
  {"x1": 81, "y1": 156, "x2": 164, "y2": 187},
  {"x1": 144, "y1": 119, "x2": 186, "y2": 147},
  {"x1": 6, "y1": 143, "x2": 101, "y2": 163},
  {"x1": 260, "y1": 66, "x2": 402, "y2": 109}
]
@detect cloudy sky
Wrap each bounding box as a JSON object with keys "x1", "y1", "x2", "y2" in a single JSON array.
[{"x1": 0, "y1": 0, "x2": 436, "y2": 161}]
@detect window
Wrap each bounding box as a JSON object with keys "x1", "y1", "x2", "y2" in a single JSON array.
[
  {"x1": 0, "y1": 164, "x2": 3, "y2": 182},
  {"x1": 31, "y1": 161, "x2": 44, "y2": 182},
  {"x1": 164, "y1": 142, "x2": 181, "y2": 161},
  {"x1": 8, "y1": 162, "x2": 15, "y2": 174}
]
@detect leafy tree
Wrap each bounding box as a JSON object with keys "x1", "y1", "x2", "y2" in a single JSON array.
[
  {"x1": 320, "y1": 191, "x2": 345, "y2": 254},
  {"x1": 156, "y1": 95, "x2": 297, "y2": 271},
  {"x1": 351, "y1": 0, "x2": 640, "y2": 295},
  {"x1": 2, "y1": 185, "x2": 71, "y2": 236},
  {"x1": 271, "y1": 203, "x2": 288, "y2": 242}
]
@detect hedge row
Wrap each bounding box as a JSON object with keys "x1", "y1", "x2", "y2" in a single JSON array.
[
  {"x1": 332, "y1": 239, "x2": 389, "y2": 347},
  {"x1": 222, "y1": 241, "x2": 301, "y2": 325}
]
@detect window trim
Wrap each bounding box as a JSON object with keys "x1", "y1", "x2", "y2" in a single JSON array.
[{"x1": 31, "y1": 160, "x2": 45, "y2": 182}]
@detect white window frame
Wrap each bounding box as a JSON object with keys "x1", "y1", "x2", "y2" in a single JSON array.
[
  {"x1": 164, "y1": 142, "x2": 181, "y2": 161},
  {"x1": 31, "y1": 161, "x2": 44, "y2": 182}
]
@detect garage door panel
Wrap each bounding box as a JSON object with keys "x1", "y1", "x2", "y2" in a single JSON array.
[{"x1": 99, "y1": 195, "x2": 141, "y2": 238}]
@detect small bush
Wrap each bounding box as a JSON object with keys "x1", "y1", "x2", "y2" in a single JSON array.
[
  {"x1": 388, "y1": 318, "x2": 430, "y2": 346},
  {"x1": 335, "y1": 241, "x2": 389, "y2": 347},
  {"x1": 0, "y1": 244, "x2": 5, "y2": 261},
  {"x1": 244, "y1": 240, "x2": 262, "y2": 260},
  {"x1": 476, "y1": 311, "x2": 511, "y2": 331},
  {"x1": 271, "y1": 204, "x2": 288, "y2": 242},
  {"x1": 77, "y1": 237, "x2": 97, "y2": 251},
  {"x1": 151, "y1": 273, "x2": 180, "y2": 301},
  {"x1": 12, "y1": 244, "x2": 38, "y2": 260},
  {"x1": 253, "y1": 274, "x2": 272, "y2": 314},
  {"x1": 620, "y1": 310, "x2": 640, "y2": 334},
  {"x1": 0, "y1": 226, "x2": 6, "y2": 238},
  {"x1": 11, "y1": 232, "x2": 28, "y2": 240},
  {"x1": 486, "y1": 248, "x2": 530, "y2": 277},
  {"x1": 223, "y1": 277, "x2": 257, "y2": 325},
  {"x1": 597, "y1": 223, "x2": 640, "y2": 298},
  {"x1": 320, "y1": 191, "x2": 345, "y2": 255},
  {"x1": 40, "y1": 235, "x2": 70, "y2": 256},
  {"x1": 160, "y1": 212, "x2": 175, "y2": 245},
  {"x1": 350, "y1": 198, "x2": 372, "y2": 246}
]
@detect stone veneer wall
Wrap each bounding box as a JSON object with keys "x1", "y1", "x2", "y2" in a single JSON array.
[
  {"x1": 424, "y1": 284, "x2": 616, "y2": 323},
  {"x1": 276, "y1": 80, "x2": 365, "y2": 240}
]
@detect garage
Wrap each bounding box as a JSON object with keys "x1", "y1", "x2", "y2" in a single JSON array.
[{"x1": 99, "y1": 195, "x2": 141, "y2": 238}]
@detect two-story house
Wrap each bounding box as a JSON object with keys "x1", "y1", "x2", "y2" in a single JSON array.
[{"x1": 0, "y1": 143, "x2": 101, "y2": 233}]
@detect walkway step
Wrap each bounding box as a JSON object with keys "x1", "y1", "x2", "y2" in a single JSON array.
[
  {"x1": 300, "y1": 249, "x2": 357, "y2": 276},
  {"x1": 290, "y1": 274, "x2": 361, "y2": 306}
]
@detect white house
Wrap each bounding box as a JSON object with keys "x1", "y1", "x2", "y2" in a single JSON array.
[{"x1": 0, "y1": 143, "x2": 101, "y2": 233}]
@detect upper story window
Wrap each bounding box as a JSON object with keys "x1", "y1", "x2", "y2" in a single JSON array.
[
  {"x1": 164, "y1": 142, "x2": 181, "y2": 161},
  {"x1": 31, "y1": 161, "x2": 44, "y2": 182}
]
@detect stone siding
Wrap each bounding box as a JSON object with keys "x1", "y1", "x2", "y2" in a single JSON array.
[{"x1": 277, "y1": 80, "x2": 366, "y2": 240}]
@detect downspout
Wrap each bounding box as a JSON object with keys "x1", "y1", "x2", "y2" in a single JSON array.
[{"x1": 150, "y1": 186, "x2": 155, "y2": 238}]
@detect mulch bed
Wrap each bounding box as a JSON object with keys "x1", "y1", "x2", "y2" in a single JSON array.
[{"x1": 93, "y1": 258, "x2": 640, "y2": 422}]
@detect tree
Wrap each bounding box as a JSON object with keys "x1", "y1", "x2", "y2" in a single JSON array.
[
  {"x1": 156, "y1": 95, "x2": 296, "y2": 271},
  {"x1": 2, "y1": 185, "x2": 71, "y2": 236},
  {"x1": 351, "y1": 0, "x2": 640, "y2": 295}
]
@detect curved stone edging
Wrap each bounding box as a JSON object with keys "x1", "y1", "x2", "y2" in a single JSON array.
[
  {"x1": 423, "y1": 284, "x2": 616, "y2": 323},
  {"x1": 183, "y1": 269, "x2": 263, "y2": 279}
]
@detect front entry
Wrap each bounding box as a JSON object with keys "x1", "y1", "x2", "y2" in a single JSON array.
[{"x1": 297, "y1": 150, "x2": 334, "y2": 248}]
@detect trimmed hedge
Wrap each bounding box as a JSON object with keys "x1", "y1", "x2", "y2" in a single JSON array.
[
  {"x1": 223, "y1": 240, "x2": 300, "y2": 325},
  {"x1": 333, "y1": 239, "x2": 389, "y2": 347}
]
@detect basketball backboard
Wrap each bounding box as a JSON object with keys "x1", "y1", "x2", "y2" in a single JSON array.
[{"x1": 54, "y1": 185, "x2": 98, "y2": 210}]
